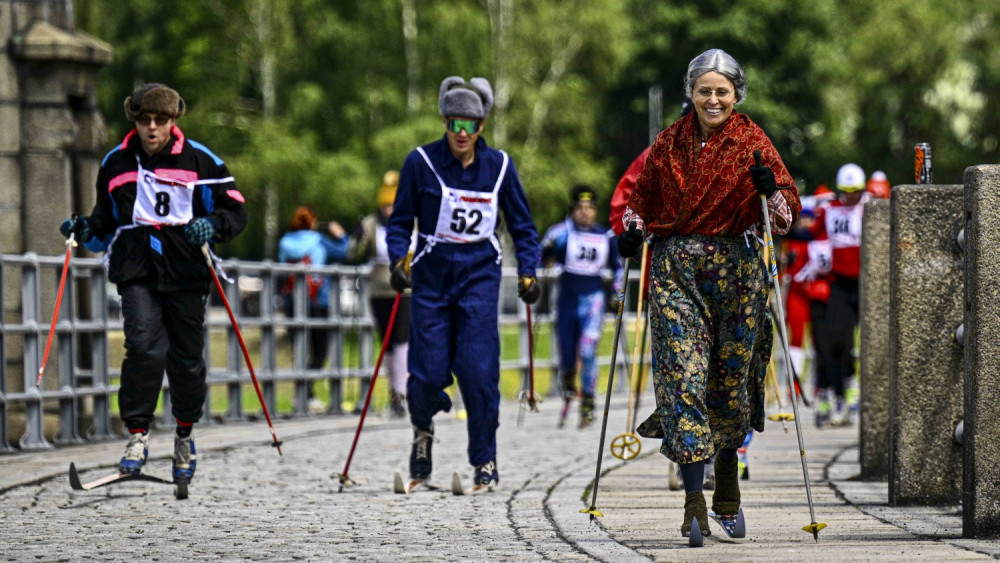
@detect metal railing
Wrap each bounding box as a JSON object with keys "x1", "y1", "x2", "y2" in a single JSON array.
[{"x1": 1, "y1": 252, "x2": 642, "y2": 452}]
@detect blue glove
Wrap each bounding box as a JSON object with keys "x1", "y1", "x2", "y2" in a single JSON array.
[
  {"x1": 59, "y1": 216, "x2": 92, "y2": 242},
  {"x1": 183, "y1": 217, "x2": 216, "y2": 245}
]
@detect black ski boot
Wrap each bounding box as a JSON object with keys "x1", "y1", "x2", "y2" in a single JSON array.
[
  {"x1": 473, "y1": 460, "x2": 499, "y2": 489},
  {"x1": 409, "y1": 424, "x2": 434, "y2": 480},
  {"x1": 579, "y1": 394, "x2": 596, "y2": 428},
  {"x1": 560, "y1": 369, "x2": 577, "y2": 398}
]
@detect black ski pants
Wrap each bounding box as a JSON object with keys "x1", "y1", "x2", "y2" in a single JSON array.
[
  {"x1": 118, "y1": 283, "x2": 208, "y2": 430},
  {"x1": 812, "y1": 276, "x2": 859, "y2": 399}
]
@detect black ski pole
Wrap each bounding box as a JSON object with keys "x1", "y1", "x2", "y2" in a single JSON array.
[{"x1": 580, "y1": 255, "x2": 631, "y2": 520}]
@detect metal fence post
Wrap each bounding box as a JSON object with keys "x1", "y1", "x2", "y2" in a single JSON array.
[
  {"x1": 54, "y1": 260, "x2": 82, "y2": 445},
  {"x1": 87, "y1": 266, "x2": 114, "y2": 440},
  {"x1": 19, "y1": 253, "x2": 52, "y2": 450},
  {"x1": 0, "y1": 257, "x2": 12, "y2": 452}
]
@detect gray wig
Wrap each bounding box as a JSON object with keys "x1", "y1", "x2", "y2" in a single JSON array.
[{"x1": 683, "y1": 49, "x2": 747, "y2": 104}]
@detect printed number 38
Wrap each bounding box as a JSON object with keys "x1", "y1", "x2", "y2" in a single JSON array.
[{"x1": 450, "y1": 208, "x2": 483, "y2": 235}]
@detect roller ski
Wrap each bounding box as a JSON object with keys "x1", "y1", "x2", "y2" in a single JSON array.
[
  {"x1": 556, "y1": 369, "x2": 576, "y2": 429},
  {"x1": 68, "y1": 462, "x2": 173, "y2": 491},
  {"x1": 395, "y1": 424, "x2": 438, "y2": 494},
  {"x1": 709, "y1": 509, "x2": 747, "y2": 538},
  {"x1": 681, "y1": 492, "x2": 711, "y2": 548},
  {"x1": 393, "y1": 470, "x2": 440, "y2": 494},
  {"x1": 557, "y1": 394, "x2": 573, "y2": 429},
  {"x1": 451, "y1": 461, "x2": 498, "y2": 496}
]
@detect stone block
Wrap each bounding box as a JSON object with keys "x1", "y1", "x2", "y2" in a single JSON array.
[
  {"x1": 22, "y1": 151, "x2": 71, "y2": 256},
  {"x1": 859, "y1": 198, "x2": 891, "y2": 479},
  {"x1": 888, "y1": 184, "x2": 964, "y2": 506},
  {"x1": 0, "y1": 54, "x2": 19, "y2": 99},
  {"x1": 0, "y1": 104, "x2": 19, "y2": 151},
  {"x1": 22, "y1": 106, "x2": 75, "y2": 150},
  {"x1": 0, "y1": 155, "x2": 22, "y2": 253},
  {"x1": 962, "y1": 165, "x2": 1000, "y2": 538}
]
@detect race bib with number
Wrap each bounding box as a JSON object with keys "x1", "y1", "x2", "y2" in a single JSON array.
[
  {"x1": 416, "y1": 146, "x2": 507, "y2": 245},
  {"x1": 132, "y1": 166, "x2": 195, "y2": 226},
  {"x1": 564, "y1": 230, "x2": 609, "y2": 276}
]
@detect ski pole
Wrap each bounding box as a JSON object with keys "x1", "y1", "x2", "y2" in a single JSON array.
[
  {"x1": 580, "y1": 252, "x2": 631, "y2": 521},
  {"x1": 631, "y1": 294, "x2": 650, "y2": 418},
  {"x1": 201, "y1": 245, "x2": 283, "y2": 455},
  {"x1": 517, "y1": 303, "x2": 540, "y2": 428},
  {"x1": 611, "y1": 241, "x2": 648, "y2": 461},
  {"x1": 756, "y1": 151, "x2": 826, "y2": 541},
  {"x1": 335, "y1": 292, "x2": 402, "y2": 491},
  {"x1": 37, "y1": 230, "x2": 76, "y2": 387}
]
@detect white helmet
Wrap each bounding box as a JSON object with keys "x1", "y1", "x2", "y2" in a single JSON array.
[{"x1": 836, "y1": 163, "x2": 866, "y2": 193}]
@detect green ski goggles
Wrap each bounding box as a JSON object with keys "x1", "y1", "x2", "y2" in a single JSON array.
[{"x1": 446, "y1": 119, "x2": 482, "y2": 135}]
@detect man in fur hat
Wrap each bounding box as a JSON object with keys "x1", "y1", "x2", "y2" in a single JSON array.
[
  {"x1": 386, "y1": 76, "x2": 540, "y2": 493},
  {"x1": 59, "y1": 83, "x2": 247, "y2": 485}
]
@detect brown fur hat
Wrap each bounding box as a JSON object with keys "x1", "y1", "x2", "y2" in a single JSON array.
[{"x1": 123, "y1": 83, "x2": 186, "y2": 121}]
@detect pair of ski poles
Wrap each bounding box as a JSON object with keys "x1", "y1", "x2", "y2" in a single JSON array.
[{"x1": 35, "y1": 238, "x2": 284, "y2": 455}]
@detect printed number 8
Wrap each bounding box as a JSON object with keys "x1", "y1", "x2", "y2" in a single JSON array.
[{"x1": 154, "y1": 192, "x2": 171, "y2": 216}]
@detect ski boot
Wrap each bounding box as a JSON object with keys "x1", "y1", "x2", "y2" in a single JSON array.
[
  {"x1": 737, "y1": 447, "x2": 750, "y2": 480},
  {"x1": 389, "y1": 392, "x2": 407, "y2": 418},
  {"x1": 409, "y1": 424, "x2": 435, "y2": 480},
  {"x1": 681, "y1": 491, "x2": 711, "y2": 542},
  {"x1": 814, "y1": 394, "x2": 831, "y2": 429},
  {"x1": 473, "y1": 460, "x2": 499, "y2": 490},
  {"x1": 579, "y1": 394, "x2": 596, "y2": 428},
  {"x1": 711, "y1": 452, "x2": 744, "y2": 538},
  {"x1": 118, "y1": 431, "x2": 149, "y2": 475},
  {"x1": 173, "y1": 435, "x2": 197, "y2": 482}
]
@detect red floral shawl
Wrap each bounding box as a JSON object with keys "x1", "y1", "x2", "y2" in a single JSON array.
[{"x1": 628, "y1": 112, "x2": 800, "y2": 237}]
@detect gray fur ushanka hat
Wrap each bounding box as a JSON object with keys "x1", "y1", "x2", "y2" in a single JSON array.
[{"x1": 438, "y1": 77, "x2": 494, "y2": 119}]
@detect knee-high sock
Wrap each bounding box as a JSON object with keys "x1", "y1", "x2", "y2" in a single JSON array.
[{"x1": 390, "y1": 342, "x2": 409, "y2": 394}]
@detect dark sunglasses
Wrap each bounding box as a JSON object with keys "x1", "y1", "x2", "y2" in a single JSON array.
[
  {"x1": 446, "y1": 119, "x2": 481, "y2": 135},
  {"x1": 135, "y1": 114, "x2": 172, "y2": 126}
]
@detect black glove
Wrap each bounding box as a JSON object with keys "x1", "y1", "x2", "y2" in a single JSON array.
[
  {"x1": 59, "y1": 215, "x2": 93, "y2": 242},
  {"x1": 517, "y1": 275, "x2": 540, "y2": 305},
  {"x1": 183, "y1": 217, "x2": 216, "y2": 245},
  {"x1": 750, "y1": 150, "x2": 778, "y2": 198},
  {"x1": 390, "y1": 256, "x2": 412, "y2": 293},
  {"x1": 617, "y1": 222, "x2": 643, "y2": 258}
]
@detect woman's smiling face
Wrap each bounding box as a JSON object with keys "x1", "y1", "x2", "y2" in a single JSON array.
[{"x1": 691, "y1": 71, "x2": 737, "y2": 140}]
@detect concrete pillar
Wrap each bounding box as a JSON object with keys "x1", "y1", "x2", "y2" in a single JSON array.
[
  {"x1": 859, "y1": 198, "x2": 890, "y2": 480},
  {"x1": 888, "y1": 184, "x2": 964, "y2": 506},
  {"x1": 962, "y1": 165, "x2": 1000, "y2": 538}
]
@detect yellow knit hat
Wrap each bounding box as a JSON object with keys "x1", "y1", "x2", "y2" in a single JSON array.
[{"x1": 377, "y1": 170, "x2": 399, "y2": 207}]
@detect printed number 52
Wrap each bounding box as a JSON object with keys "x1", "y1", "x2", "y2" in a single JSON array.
[{"x1": 450, "y1": 209, "x2": 483, "y2": 235}]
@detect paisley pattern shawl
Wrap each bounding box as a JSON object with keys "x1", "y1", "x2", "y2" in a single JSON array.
[{"x1": 628, "y1": 112, "x2": 800, "y2": 237}]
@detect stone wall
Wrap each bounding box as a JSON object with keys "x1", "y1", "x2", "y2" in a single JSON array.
[{"x1": 859, "y1": 199, "x2": 890, "y2": 480}]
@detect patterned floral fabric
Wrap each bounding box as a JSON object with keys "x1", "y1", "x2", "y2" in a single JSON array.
[
  {"x1": 643, "y1": 234, "x2": 772, "y2": 463},
  {"x1": 627, "y1": 112, "x2": 800, "y2": 238}
]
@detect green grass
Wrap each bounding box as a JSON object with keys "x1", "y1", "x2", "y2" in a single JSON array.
[{"x1": 105, "y1": 316, "x2": 651, "y2": 418}]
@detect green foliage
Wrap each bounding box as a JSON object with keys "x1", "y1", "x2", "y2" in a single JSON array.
[{"x1": 76, "y1": 0, "x2": 1000, "y2": 258}]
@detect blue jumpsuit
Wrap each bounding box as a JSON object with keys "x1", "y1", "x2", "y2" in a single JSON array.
[
  {"x1": 541, "y1": 219, "x2": 621, "y2": 397},
  {"x1": 386, "y1": 135, "x2": 539, "y2": 466}
]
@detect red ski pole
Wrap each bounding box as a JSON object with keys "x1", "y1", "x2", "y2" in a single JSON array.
[
  {"x1": 335, "y1": 292, "x2": 402, "y2": 491},
  {"x1": 37, "y1": 232, "x2": 76, "y2": 387},
  {"x1": 517, "y1": 303, "x2": 540, "y2": 428},
  {"x1": 201, "y1": 245, "x2": 283, "y2": 455}
]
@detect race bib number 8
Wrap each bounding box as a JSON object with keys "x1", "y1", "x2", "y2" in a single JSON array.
[{"x1": 133, "y1": 169, "x2": 195, "y2": 226}]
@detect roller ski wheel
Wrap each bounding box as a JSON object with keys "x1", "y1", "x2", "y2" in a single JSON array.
[
  {"x1": 174, "y1": 476, "x2": 189, "y2": 500},
  {"x1": 684, "y1": 517, "x2": 705, "y2": 548},
  {"x1": 709, "y1": 508, "x2": 746, "y2": 538}
]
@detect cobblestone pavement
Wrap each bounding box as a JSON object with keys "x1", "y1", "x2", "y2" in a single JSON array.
[
  {"x1": 1, "y1": 395, "x2": 634, "y2": 562},
  {"x1": 4, "y1": 393, "x2": 1000, "y2": 561}
]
